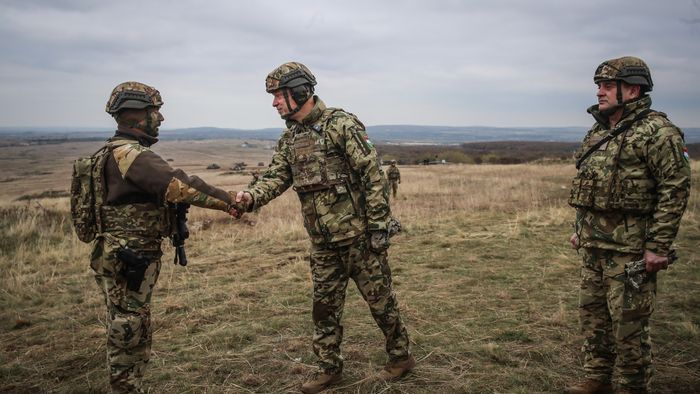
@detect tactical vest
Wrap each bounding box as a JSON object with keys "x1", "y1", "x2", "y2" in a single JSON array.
[
  {"x1": 290, "y1": 109, "x2": 366, "y2": 245},
  {"x1": 71, "y1": 139, "x2": 171, "y2": 243},
  {"x1": 290, "y1": 110, "x2": 358, "y2": 194},
  {"x1": 568, "y1": 112, "x2": 660, "y2": 214},
  {"x1": 387, "y1": 167, "x2": 400, "y2": 180}
]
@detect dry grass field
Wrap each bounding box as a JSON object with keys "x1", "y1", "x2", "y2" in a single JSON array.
[{"x1": 1, "y1": 140, "x2": 698, "y2": 393}]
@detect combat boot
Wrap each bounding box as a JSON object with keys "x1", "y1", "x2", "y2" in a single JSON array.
[
  {"x1": 300, "y1": 371, "x2": 342, "y2": 394},
  {"x1": 564, "y1": 378, "x2": 613, "y2": 394},
  {"x1": 378, "y1": 355, "x2": 416, "y2": 381}
]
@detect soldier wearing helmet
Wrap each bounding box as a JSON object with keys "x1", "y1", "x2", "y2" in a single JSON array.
[
  {"x1": 234, "y1": 62, "x2": 413, "y2": 393},
  {"x1": 567, "y1": 57, "x2": 690, "y2": 393},
  {"x1": 386, "y1": 160, "x2": 401, "y2": 199},
  {"x1": 92, "y1": 81, "x2": 237, "y2": 393}
]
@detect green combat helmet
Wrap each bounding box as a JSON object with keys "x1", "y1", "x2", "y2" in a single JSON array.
[
  {"x1": 265, "y1": 62, "x2": 317, "y2": 118},
  {"x1": 106, "y1": 81, "x2": 163, "y2": 116},
  {"x1": 594, "y1": 56, "x2": 653, "y2": 92}
]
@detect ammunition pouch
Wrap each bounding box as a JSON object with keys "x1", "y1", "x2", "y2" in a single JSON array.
[
  {"x1": 292, "y1": 153, "x2": 355, "y2": 193},
  {"x1": 568, "y1": 176, "x2": 656, "y2": 213}
]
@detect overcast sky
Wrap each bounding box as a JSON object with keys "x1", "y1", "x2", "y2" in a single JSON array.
[{"x1": 1, "y1": 0, "x2": 699, "y2": 130}]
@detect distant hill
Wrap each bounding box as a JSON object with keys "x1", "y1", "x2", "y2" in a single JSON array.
[{"x1": 1, "y1": 125, "x2": 699, "y2": 144}]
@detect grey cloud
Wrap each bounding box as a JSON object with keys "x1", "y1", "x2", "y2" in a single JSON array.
[{"x1": 0, "y1": 0, "x2": 698, "y2": 129}]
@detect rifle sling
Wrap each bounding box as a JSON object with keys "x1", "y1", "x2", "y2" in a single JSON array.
[{"x1": 576, "y1": 109, "x2": 651, "y2": 170}]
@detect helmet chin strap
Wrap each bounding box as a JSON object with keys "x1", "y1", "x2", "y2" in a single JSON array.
[{"x1": 281, "y1": 89, "x2": 301, "y2": 120}]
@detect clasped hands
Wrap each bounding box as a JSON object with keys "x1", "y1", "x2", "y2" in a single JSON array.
[{"x1": 227, "y1": 191, "x2": 253, "y2": 218}]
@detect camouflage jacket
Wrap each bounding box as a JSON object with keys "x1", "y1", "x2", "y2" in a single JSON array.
[
  {"x1": 101, "y1": 128, "x2": 232, "y2": 239},
  {"x1": 387, "y1": 165, "x2": 401, "y2": 181},
  {"x1": 570, "y1": 96, "x2": 691, "y2": 255},
  {"x1": 247, "y1": 98, "x2": 391, "y2": 246}
]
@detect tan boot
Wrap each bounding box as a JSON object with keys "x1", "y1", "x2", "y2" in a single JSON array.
[
  {"x1": 300, "y1": 371, "x2": 342, "y2": 394},
  {"x1": 564, "y1": 379, "x2": 613, "y2": 394},
  {"x1": 378, "y1": 355, "x2": 416, "y2": 381}
]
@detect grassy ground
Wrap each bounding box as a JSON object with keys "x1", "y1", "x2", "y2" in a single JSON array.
[{"x1": 0, "y1": 141, "x2": 698, "y2": 393}]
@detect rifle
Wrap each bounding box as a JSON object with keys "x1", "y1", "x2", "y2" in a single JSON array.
[
  {"x1": 171, "y1": 202, "x2": 190, "y2": 266},
  {"x1": 624, "y1": 250, "x2": 678, "y2": 291}
]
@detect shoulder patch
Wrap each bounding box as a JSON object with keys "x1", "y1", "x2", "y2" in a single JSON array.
[
  {"x1": 322, "y1": 108, "x2": 373, "y2": 155},
  {"x1": 112, "y1": 142, "x2": 150, "y2": 177}
]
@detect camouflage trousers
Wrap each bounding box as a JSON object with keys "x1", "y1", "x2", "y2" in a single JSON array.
[
  {"x1": 389, "y1": 181, "x2": 399, "y2": 198},
  {"x1": 579, "y1": 248, "x2": 656, "y2": 392},
  {"x1": 91, "y1": 235, "x2": 162, "y2": 394},
  {"x1": 309, "y1": 238, "x2": 411, "y2": 373}
]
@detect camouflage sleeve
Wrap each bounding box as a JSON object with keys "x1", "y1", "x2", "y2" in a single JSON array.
[
  {"x1": 643, "y1": 125, "x2": 691, "y2": 255},
  {"x1": 113, "y1": 145, "x2": 232, "y2": 212},
  {"x1": 330, "y1": 113, "x2": 391, "y2": 231},
  {"x1": 247, "y1": 130, "x2": 294, "y2": 210}
]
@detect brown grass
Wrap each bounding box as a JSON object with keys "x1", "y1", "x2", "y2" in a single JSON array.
[{"x1": 0, "y1": 140, "x2": 698, "y2": 393}]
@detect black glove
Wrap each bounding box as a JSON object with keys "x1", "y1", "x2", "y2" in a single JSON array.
[{"x1": 369, "y1": 231, "x2": 390, "y2": 253}]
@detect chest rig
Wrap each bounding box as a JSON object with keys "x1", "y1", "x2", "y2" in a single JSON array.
[
  {"x1": 387, "y1": 167, "x2": 400, "y2": 180},
  {"x1": 569, "y1": 111, "x2": 659, "y2": 214},
  {"x1": 290, "y1": 110, "x2": 356, "y2": 194}
]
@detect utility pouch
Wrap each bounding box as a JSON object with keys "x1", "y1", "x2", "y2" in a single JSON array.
[
  {"x1": 116, "y1": 247, "x2": 151, "y2": 292},
  {"x1": 568, "y1": 178, "x2": 596, "y2": 208}
]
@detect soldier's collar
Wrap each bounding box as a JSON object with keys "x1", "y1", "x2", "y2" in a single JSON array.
[
  {"x1": 113, "y1": 126, "x2": 159, "y2": 147},
  {"x1": 286, "y1": 97, "x2": 326, "y2": 129},
  {"x1": 587, "y1": 95, "x2": 652, "y2": 128}
]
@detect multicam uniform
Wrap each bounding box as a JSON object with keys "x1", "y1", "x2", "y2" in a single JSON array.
[
  {"x1": 91, "y1": 128, "x2": 233, "y2": 393},
  {"x1": 569, "y1": 95, "x2": 690, "y2": 391},
  {"x1": 386, "y1": 164, "x2": 401, "y2": 198},
  {"x1": 246, "y1": 98, "x2": 411, "y2": 373}
]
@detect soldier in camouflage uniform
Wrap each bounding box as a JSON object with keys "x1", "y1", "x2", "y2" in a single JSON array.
[
  {"x1": 386, "y1": 160, "x2": 401, "y2": 199},
  {"x1": 567, "y1": 57, "x2": 691, "y2": 394},
  {"x1": 93, "y1": 82, "x2": 237, "y2": 393},
  {"x1": 233, "y1": 62, "x2": 413, "y2": 394}
]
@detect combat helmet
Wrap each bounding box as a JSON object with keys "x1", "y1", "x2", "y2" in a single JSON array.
[
  {"x1": 106, "y1": 81, "x2": 163, "y2": 116},
  {"x1": 265, "y1": 62, "x2": 317, "y2": 118},
  {"x1": 594, "y1": 56, "x2": 653, "y2": 92}
]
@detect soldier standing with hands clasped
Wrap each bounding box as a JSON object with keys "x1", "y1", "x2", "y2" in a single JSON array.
[
  {"x1": 567, "y1": 57, "x2": 690, "y2": 394},
  {"x1": 232, "y1": 62, "x2": 414, "y2": 394},
  {"x1": 78, "y1": 82, "x2": 238, "y2": 393}
]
